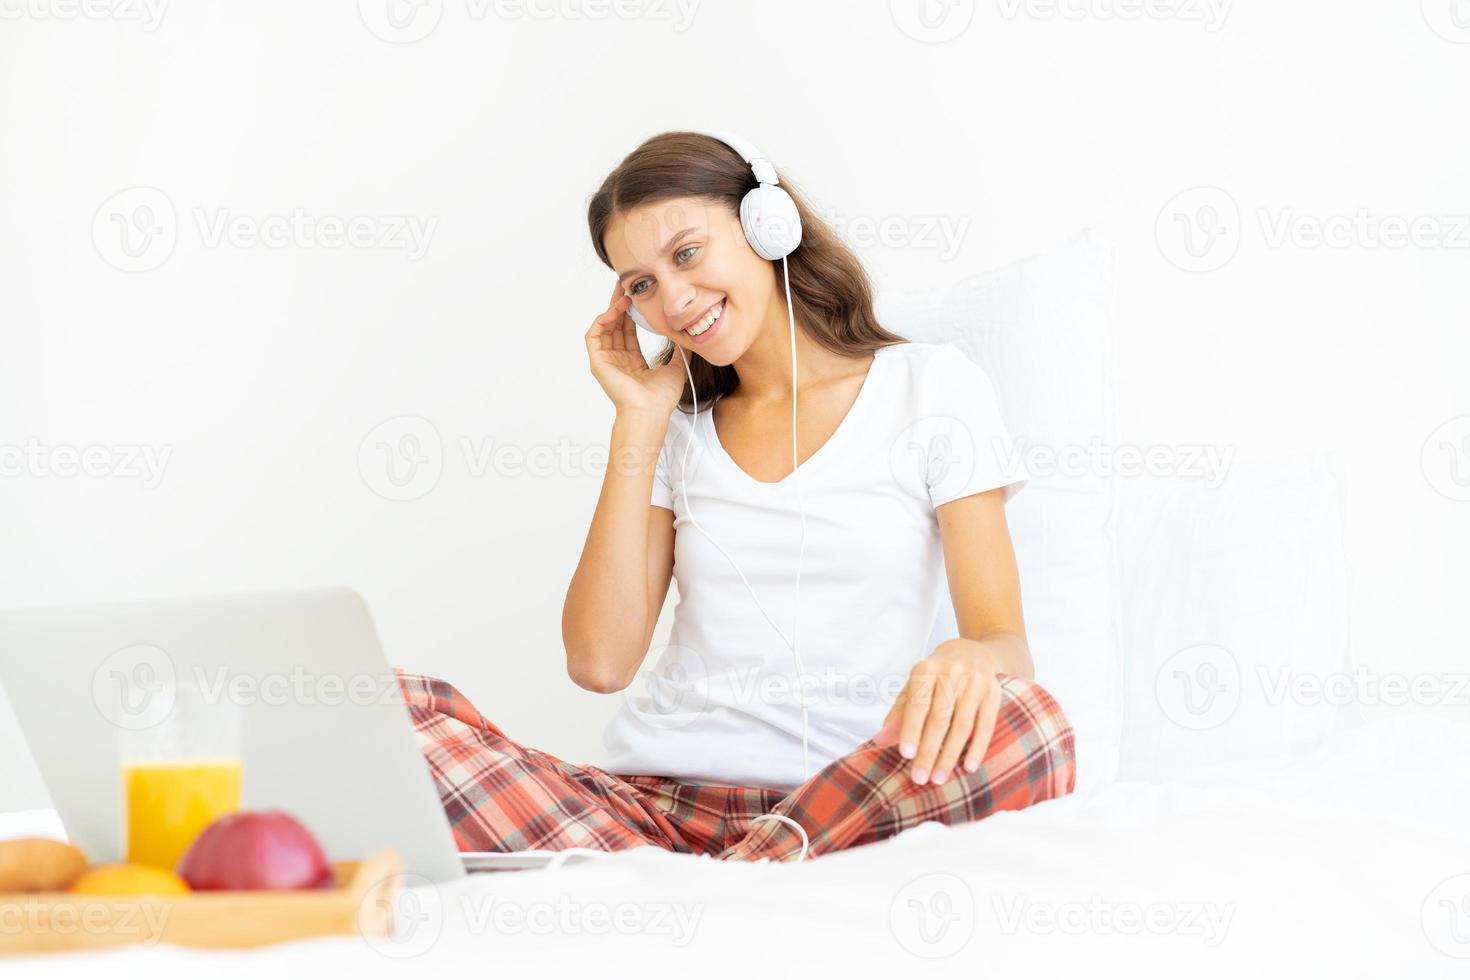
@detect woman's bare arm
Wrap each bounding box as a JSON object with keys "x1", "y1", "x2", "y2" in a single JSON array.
[
  {"x1": 935, "y1": 487, "x2": 1034, "y2": 679},
  {"x1": 561, "y1": 411, "x2": 676, "y2": 692}
]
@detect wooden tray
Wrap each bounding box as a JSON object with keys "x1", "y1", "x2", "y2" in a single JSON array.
[{"x1": 0, "y1": 849, "x2": 403, "y2": 954}]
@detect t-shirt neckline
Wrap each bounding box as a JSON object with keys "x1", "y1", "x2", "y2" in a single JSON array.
[{"x1": 704, "y1": 344, "x2": 892, "y2": 489}]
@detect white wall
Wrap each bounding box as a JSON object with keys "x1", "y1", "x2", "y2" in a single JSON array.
[{"x1": 2, "y1": 1, "x2": 1466, "y2": 811}]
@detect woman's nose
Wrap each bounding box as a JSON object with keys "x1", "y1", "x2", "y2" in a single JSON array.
[{"x1": 661, "y1": 285, "x2": 700, "y2": 328}]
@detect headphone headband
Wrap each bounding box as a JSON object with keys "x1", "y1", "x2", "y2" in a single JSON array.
[{"x1": 692, "y1": 128, "x2": 781, "y2": 186}]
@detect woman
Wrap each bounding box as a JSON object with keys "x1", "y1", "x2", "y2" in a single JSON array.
[{"x1": 397, "y1": 131, "x2": 1075, "y2": 863}]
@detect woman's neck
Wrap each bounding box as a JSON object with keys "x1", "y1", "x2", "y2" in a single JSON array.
[{"x1": 728, "y1": 300, "x2": 849, "y2": 402}]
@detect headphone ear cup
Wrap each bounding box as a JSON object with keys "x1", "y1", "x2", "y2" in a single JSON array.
[
  {"x1": 623, "y1": 292, "x2": 657, "y2": 334},
  {"x1": 739, "y1": 185, "x2": 803, "y2": 261}
]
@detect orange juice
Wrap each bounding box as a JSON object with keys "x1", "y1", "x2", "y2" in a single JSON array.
[{"x1": 123, "y1": 757, "x2": 243, "y2": 871}]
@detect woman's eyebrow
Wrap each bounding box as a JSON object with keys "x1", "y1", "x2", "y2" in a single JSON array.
[{"x1": 616, "y1": 227, "x2": 701, "y2": 283}]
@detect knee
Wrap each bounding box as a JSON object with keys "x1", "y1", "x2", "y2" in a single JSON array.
[{"x1": 994, "y1": 673, "x2": 1077, "y2": 797}]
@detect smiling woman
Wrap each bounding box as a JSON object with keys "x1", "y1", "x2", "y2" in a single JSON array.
[{"x1": 402, "y1": 130, "x2": 1074, "y2": 863}]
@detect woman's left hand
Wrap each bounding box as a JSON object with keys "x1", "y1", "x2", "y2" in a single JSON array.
[{"x1": 872, "y1": 639, "x2": 1004, "y2": 786}]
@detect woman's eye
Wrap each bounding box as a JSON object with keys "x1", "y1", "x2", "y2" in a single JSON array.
[{"x1": 628, "y1": 247, "x2": 697, "y2": 296}]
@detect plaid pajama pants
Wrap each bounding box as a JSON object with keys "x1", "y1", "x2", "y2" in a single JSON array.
[{"x1": 394, "y1": 669, "x2": 1076, "y2": 863}]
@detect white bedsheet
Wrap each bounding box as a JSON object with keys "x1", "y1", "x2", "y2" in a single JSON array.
[{"x1": 7, "y1": 714, "x2": 1470, "y2": 978}]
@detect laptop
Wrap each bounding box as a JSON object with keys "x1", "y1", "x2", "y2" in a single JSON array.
[{"x1": 0, "y1": 587, "x2": 575, "y2": 880}]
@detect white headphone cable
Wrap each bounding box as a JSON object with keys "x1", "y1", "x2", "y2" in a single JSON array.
[{"x1": 670, "y1": 255, "x2": 812, "y2": 862}]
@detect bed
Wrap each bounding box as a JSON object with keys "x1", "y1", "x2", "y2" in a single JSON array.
[{"x1": 6, "y1": 714, "x2": 1469, "y2": 976}]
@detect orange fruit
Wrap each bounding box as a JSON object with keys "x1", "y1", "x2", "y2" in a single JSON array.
[{"x1": 69, "y1": 863, "x2": 191, "y2": 896}]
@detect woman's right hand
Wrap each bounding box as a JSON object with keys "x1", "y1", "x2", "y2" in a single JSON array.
[{"x1": 584, "y1": 281, "x2": 688, "y2": 419}]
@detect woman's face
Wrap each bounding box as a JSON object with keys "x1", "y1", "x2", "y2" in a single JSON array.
[{"x1": 603, "y1": 196, "x2": 776, "y2": 366}]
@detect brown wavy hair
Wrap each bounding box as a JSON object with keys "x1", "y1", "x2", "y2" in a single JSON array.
[{"x1": 587, "y1": 130, "x2": 907, "y2": 414}]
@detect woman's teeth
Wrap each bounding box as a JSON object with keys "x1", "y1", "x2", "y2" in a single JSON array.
[{"x1": 686, "y1": 301, "x2": 723, "y2": 336}]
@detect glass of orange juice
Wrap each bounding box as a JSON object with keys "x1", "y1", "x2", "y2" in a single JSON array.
[{"x1": 120, "y1": 677, "x2": 244, "y2": 871}]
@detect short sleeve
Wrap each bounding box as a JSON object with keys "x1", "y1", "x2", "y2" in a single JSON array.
[
  {"x1": 651, "y1": 440, "x2": 674, "y2": 511},
  {"x1": 919, "y1": 346, "x2": 1030, "y2": 509},
  {"x1": 650, "y1": 417, "x2": 675, "y2": 511}
]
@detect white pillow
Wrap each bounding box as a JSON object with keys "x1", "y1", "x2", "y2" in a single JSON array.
[
  {"x1": 875, "y1": 231, "x2": 1124, "y2": 791},
  {"x1": 1115, "y1": 452, "x2": 1353, "y2": 783}
]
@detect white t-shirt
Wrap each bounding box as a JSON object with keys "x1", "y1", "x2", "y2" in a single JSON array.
[{"x1": 597, "y1": 341, "x2": 1029, "y2": 792}]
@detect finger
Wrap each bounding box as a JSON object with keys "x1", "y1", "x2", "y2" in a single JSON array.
[
  {"x1": 595, "y1": 292, "x2": 631, "y2": 329},
  {"x1": 931, "y1": 676, "x2": 984, "y2": 785},
  {"x1": 963, "y1": 677, "x2": 1006, "y2": 774},
  {"x1": 609, "y1": 303, "x2": 628, "y2": 352},
  {"x1": 621, "y1": 303, "x2": 642, "y2": 351},
  {"x1": 910, "y1": 672, "x2": 961, "y2": 784},
  {"x1": 896, "y1": 672, "x2": 937, "y2": 761}
]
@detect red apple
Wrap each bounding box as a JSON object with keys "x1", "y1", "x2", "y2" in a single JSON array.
[{"x1": 176, "y1": 811, "x2": 333, "y2": 891}]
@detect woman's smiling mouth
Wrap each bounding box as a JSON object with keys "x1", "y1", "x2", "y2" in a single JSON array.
[{"x1": 682, "y1": 300, "x2": 725, "y2": 343}]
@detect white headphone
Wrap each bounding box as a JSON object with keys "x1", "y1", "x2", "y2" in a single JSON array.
[{"x1": 624, "y1": 130, "x2": 812, "y2": 862}]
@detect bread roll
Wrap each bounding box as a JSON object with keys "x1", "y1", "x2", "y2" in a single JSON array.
[{"x1": 0, "y1": 838, "x2": 90, "y2": 892}]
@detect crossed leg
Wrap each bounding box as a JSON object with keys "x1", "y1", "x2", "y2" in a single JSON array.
[{"x1": 395, "y1": 670, "x2": 1075, "y2": 861}]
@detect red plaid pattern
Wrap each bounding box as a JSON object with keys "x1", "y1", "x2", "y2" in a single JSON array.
[{"x1": 395, "y1": 669, "x2": 1076, "y2": 862}]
